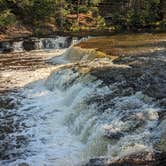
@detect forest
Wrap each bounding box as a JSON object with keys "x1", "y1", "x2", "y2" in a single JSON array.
[{"x1": 0, "y1": 0, "x2": 166, "y2": 35}]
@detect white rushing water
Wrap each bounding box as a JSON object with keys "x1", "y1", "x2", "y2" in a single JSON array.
[
  {"x1": 0, "y1": 36, "x2": 90, "y2": 54},
  {"x1": 11, "y1": 36, "x2": 89, "y2": 52},
  {"x1": 13, "y1": 41, "x2": 24, "y2": 52},
  {"x1": 0, "y1": 42, "x2": 161, "y2": 166}
]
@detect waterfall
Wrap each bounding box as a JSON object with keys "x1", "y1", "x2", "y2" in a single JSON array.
[
  {"x1": 42, "y1": 37, "x2": 69, "y2": 49},
  {"x1": 1, "y1": 35, "x2": 163, "y2": 166},
  {"x1": 0, "y1": 36, "x2": 88, "y2": 53},
  {"x1": 45, "y1": 67, "x2": 159, "y2": 161},
  {"x1": 22, "y1": 37, "x2": 70, "y2": 51},
  {"x1": 13, "y1": 41, "x2": 24, "y2": 52},
  {"x1": 2, "y1": 65, "x2": 159, "y2": 166}
]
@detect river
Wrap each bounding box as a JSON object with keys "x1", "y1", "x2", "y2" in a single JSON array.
[{"x1": 0, "y1": 34, "x2": 166, "y2": 166}]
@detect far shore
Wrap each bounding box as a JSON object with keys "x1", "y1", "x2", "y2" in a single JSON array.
[{"x1": 0, "y1": 29, "x2": 166, "y2": 42}]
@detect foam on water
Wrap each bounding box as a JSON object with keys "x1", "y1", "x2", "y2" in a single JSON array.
[
  {"x1": 1, "y1": 43, "x2": 162, "y2": 166},
  {"x1": 1, "y1": 80, "x2": 85, "y2": 166},
  {"x1": 13, "y1": 41, "x2": 24, "y2": 52},
  {"x1": 45, "y1": 68, "x2": 160, "y2": 162}
]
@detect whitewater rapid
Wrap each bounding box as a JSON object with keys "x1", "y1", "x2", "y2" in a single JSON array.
[{"x1": 0, "y1": 41, "x2": 162, "y2": 166}]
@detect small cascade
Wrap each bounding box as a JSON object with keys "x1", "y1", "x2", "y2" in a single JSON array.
[
  {"x1": 44, "y1": 68, "x2": 159, "y2": 162},
  {"x1": 0, "y1": 36, "x2": 89, "y2": 53},
  {"x1": 42, "y1": 37, "x2": 69, "y2": 49},
  {"x1": 34, "y1": 39, "x2": 43, "y2": 50},
  {"x1": 1, "y1": 34, "x2": 164, "y2": 166},
  {"x1": 12, "y1": 41, "x2": 24, "y2": 52},
  {"x1": 71, "y1": 36, "x2": 90, "y2": 46}
]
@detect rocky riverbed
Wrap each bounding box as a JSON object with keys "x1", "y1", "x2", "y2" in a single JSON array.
[
  {"x1": 0, "y1": 50, "x2": 65, "y2": 92},
  {"x1": 0, "y1": 34, "x2": 166, "y2": 166}
]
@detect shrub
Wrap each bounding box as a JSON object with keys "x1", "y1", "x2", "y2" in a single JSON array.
[
  {"x1": 78, "y1": 5, "x2": 89, "y2": 13},
  {"x1": 0, "y1": 10, "x2": 16, "y2": 27},
  {"x1": 91, "y1": 7, "x2": 99, "y2": 18},
  {"x1": 70, "y1": 25, "x2": 80, "y2": 32},
  {"x1": 96, "y1": 16, "x2": 106, "y2": 29}
]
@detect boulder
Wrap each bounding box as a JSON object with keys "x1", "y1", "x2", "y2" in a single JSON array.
[
  {"x1": 0, "y1": 41, "x2": 13, "y2": 53},
  {"x1": 23, "y1": 39, "x2": 36, "y2": 51}
]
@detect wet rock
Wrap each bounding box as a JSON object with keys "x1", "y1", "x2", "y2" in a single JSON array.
[
  {"x1": 156, "y1": 134, "x2": 166, "y2": 152},
  {"x1": 104, "y1": 131, "x2": 124, "y2": 140},
  {"x1": 65, "y1": 36, "x2": 73, "y2": 47},
  {"x1": 0, "y1": 41, "x2": 13, "y2": 53},
  {"x1": 155, "y1": 122, "x2": 166, "y2": 152},
  {"x1": 158, "y1": 110, "x2": 166, "y2": 121},
  {"x1": 155, "y1": 152, "x2": 166, "y2": 165},
  {"x1": 23, "y1": 39, "x2": 36, "y2": 51},
  {"x1": 0, "y1": 96, "x2": 17, "y2": 109},
  {"x1": 145, "y1": 84, "x2": 166, "y2": 99},
  {"x1": 158, "y1": 99, "x2": 166, "y2": 108},
  {"x1": 18, "y1": 163, "x2": 29, "y2": 166},
  {"x1": 84, "y1": 158, "x2": 110, "y2": 166},
  {"x1": 1, "y1": 126, "x2": 13, "y2": 133},
  {"x1": 84, "y1": 152, "x2": 166, "y2": 166},
  {"x1": 91, "y1": 50, "x2": 166, "y2": 100}
]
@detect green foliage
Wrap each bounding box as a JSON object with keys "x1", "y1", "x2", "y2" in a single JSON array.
[
  {"x1": 99, "y1": 0, "x2": 166, "y2": 31},
  {"x1": 0, "y1": 9, "x2": 16, "y2": 27},
  {"x1": 70, "y1": 25, "x2": 80, "y2": 32},
  {"x1": 0, "y1": 0, "x2": 165, "y2": 32},
  {"x1": 78, "y1": 5, "x2": 89, "y2": 13},
  {"x1": 30, "y1": 0, "x2": 56, "y2": 21},
  {"x1": 91, "y1": 7, "x2": 99, "y2": 18},
  {"x1": 96, "y1": 16, "x2": 106, "y2": 29}
]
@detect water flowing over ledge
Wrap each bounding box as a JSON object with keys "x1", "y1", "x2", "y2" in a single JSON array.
[
  {"x1": 0, "y1": 36, "x2": 90, "y2": 53},
  {"x1": 0, "y1": 34, "x2": 166, "y2": 166}
]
